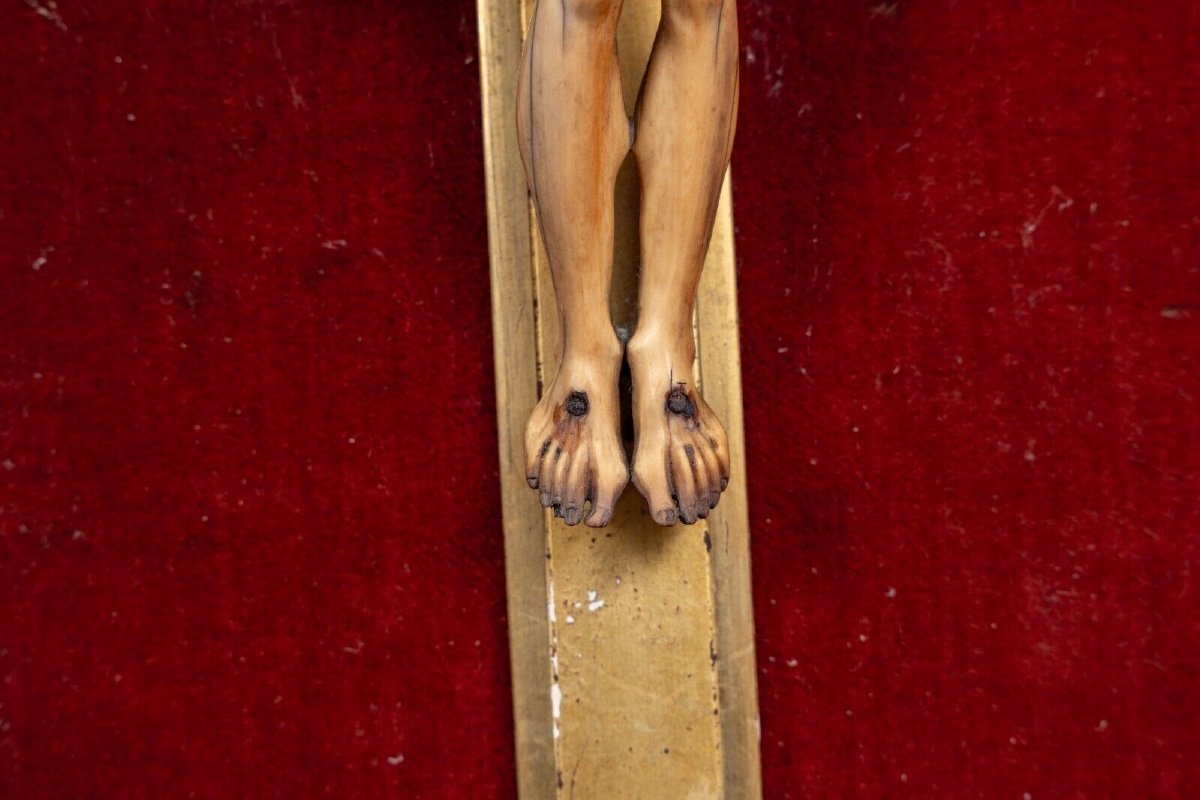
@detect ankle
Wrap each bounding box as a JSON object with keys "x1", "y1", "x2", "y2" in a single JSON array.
[
  {"x1": 561, "y1": 329, "x2": 623, "y2": 367},
  {"x1": 627, "y1": 325, "x2": 695, "y2": 366}
]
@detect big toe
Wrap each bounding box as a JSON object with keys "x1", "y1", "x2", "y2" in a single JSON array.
[
  {"x1": 586, "y1": 462, "x2": 628, "y2": 528},
  {"x1": 633, "y1": 455, "x2": 676, "y2": 527}
]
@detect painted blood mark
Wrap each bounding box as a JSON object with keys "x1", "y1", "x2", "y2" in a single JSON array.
[{"x1": 564, "y1": 391, "x2": 589, "y2": 417}]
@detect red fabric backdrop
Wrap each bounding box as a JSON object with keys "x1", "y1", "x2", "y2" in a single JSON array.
[{"x1": 2, "y1": 1, "x2": 1197, "y2": 798}]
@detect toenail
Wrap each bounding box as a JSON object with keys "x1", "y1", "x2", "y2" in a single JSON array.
[
  {"x1": 564, "y1": 391, "x2": 589, "y2": 417},
  {"x1": 654, "y1": 508, "x2": 677, "y2": 526},
  {"x1": 666, "y1": 386, "x2": 695, "y2": 418}
]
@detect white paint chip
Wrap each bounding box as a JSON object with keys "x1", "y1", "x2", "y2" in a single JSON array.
[{"x1": 586, "y1": 590, "x2": 605, "y2": 612}]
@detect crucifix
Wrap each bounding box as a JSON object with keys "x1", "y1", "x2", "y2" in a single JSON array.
[{"x1": 478, "y1": 1, "x2": 760, "y2": 796}]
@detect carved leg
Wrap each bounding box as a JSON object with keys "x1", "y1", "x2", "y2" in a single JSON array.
[
  {"x1": 518, "y1": 0, "x2": 631, "y2": 527},
  {"x1": 629, "y1": 0, "x2": 738, "y2": 525}
]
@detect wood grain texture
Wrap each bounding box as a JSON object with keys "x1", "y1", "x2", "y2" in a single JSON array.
[
  {"x1": 478, "y1": 1, "x2": 760, "y2": 795},
  {"x1": 476, "y1": 2, "x2": 557, "y2": 796},
  {"x1": 697, "y1": 177, "x2": 762, "y2": 798}
]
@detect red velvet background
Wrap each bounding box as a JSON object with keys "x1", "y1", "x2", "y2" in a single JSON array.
[{"x1": 2, "y1": 1, "x2": 1197, "y2": 798}]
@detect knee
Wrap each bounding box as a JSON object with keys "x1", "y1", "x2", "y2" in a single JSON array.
[
  {"x1": 662, "y1": 0, "x2": 727, "y2": 25},
  {"x1": 561, "y1": 0, "x2": 622, "y2": 24}
]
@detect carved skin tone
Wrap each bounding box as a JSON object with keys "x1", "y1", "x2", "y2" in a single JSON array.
[{"x1": 518, "y1": 0, "x2": 738, "y2": 526}]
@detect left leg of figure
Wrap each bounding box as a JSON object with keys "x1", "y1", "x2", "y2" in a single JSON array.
[{"x1": 628, "y1": 0, "x2": 739, "y2": 525}]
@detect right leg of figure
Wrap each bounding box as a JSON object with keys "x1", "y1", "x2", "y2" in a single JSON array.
[{"x1": 517, "y1": 0, "x2": 631, "y2": 527}]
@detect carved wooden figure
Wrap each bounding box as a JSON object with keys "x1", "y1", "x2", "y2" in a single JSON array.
[{"x1": 518, "y1": 0, "x2": 739, "y2": 527}]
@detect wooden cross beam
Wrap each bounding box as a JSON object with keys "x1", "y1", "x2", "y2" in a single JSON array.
[{"x1": 476, "y1": 2, "x2": 761, "y2": 796}]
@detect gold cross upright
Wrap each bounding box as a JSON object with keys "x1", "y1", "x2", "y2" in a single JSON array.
[{"x1": 476, "y1": 2, "x2": 761, "y2": 796}]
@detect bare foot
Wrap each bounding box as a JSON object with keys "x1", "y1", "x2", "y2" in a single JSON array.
[
  {"x1": 524, "y1": 344, "x2": 628, "y2": 527},
  {"x1": 628, "y1": 333, "x2": 731, "y2": 526}
]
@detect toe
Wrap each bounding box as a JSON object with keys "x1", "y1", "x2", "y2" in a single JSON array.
[
  {"x1": 653, "y1": 507, "x2": 678, "y2": 526},
  {"x1": 548, "y1": 445, "x2": 572, "y2": 509},
  {"x1": 526, "y1": 437, "x2": 551, "y2": 489},
  {"x1": 523, "y1": 402, "x2": 554, "y2": 480},
  {"x1": 539, "y1": 473, "x2": 553, "y2": 507},
  {"x1": 633, "y1": 444, "x2": 676, "y2": 527},
  {"x1": 687, "y1": 442, "x2": 715, "y2": 518},
  {"x1": 585, "y1": 504, "x2": 613, "y2": 528},
  {"x1": 697, "y1": 443, "x2": 722, "y2": 511},
  {"x1": 586, "y1": 458, "x2": 628, "y2": 528},
  {"x1": 560, "y1": 455, "x2": 589, "y2": 526},
  {"x1": 539, "y1": 444, "x2": 563, "y2": 507},
  {"x1": 709, "y1": 425, "x2": 731, "y2": 487},
  {"x1": 671, "y1": 444, "x2": 700, "y2": 525}
]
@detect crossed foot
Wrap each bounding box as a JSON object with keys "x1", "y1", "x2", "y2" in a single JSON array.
[{"x1": 524, "y1": 333, "x2": 730, "y2": 528}]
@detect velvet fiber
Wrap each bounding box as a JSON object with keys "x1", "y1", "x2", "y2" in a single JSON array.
[{"x1": 1, "y1": 1, "x2": 1197, "y2": 798}]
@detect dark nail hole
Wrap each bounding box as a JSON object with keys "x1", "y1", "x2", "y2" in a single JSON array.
[
  {"x1": 564, "y1": 391, "x2": 589, "y2": 417},
  {"x1": 666, "y1": 386, "x2": 695, "y2": 418}
]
